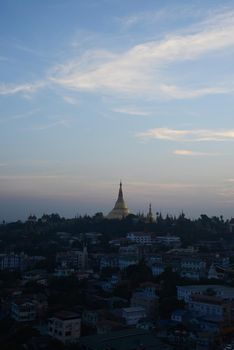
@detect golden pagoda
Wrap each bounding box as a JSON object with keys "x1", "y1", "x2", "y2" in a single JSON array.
[{"x1": 106, "y1": 182, "x2": 130, "y2": 219}]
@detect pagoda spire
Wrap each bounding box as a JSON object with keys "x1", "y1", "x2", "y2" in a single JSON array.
[
  {"x1": 147, "y1": 203, "x2": 154, "y2": 222},
  {"x1": 118, "y1": 180, "x2": 123, "y2": 201},
  {"x1": 106, "y1": 181, "x2": 130, "y2": 219}
]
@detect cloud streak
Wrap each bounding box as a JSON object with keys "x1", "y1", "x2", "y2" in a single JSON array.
[
  {"x1": 50, "y1": 10, "x2": 234, "y2": 99},
  {"x1": 137, "y1": 128, "x2": 234, "y2": 142},
  {"x1": 112, "y1": 107, "x2": 150, "y2": 116},
  {"x1": 0, "y1": 81, "x2": 45, "y2": 96},
  {"x1": 173, "y1": 149, "x2": 220, "y2": 156},
  {"x1": 22, "y1": 119, "x2": 71, "y2": 131},
  {"x1": 62, "y1": 95, "x2": 79, "y2": 105}
]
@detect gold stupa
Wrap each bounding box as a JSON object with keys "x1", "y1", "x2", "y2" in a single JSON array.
[{"x1": 107, "y1": 182, "x2": 130, "y2": 219}]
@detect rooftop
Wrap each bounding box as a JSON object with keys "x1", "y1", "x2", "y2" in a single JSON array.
[
  {"x1": 52, "y1": 311, "x2": 80, "y2": 321},
  {"x1": 122, "y1": 306, "x2": 146, "y2": 313}
]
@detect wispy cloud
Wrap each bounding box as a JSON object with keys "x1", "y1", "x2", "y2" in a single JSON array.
[
  {"x1": 173, "y1": 149, "x2": 220, "y2": 156},
  {"x1": 22, "y1": 119, "x2": 71, "y2": 131},
  {"x1": 50, "y1": 10, "x2": 234, "y2": 99},
  {"x1": 0, "y1": 81, "x2": 46, "y2": 96},
  {"x1": 118, "y1": 3, "x2": 215, "y2": 30},
  {"x1": 160, "y1": 84, "x2": 233, "y2": 99},
  {"x1": 9, "y1": 109, "x2": 40, "y2": 120},
  {"x1": 112, "y1": 107, "x2": 150, "y2": 116},
  {"x1": 137, "y1": 128, "x2": 234, "y2": 142},
  {"x1": 118, "y1": 9, "x2": 170, "y2": 29},
  {"x1": 62, "y1": 95, "x2": 79, "y2": 105}
]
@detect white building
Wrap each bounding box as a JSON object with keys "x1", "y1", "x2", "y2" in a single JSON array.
[
  {"x1": 127, "y1": 232, "x2": 153, "y2": 245},
  {"x1": 180, "y1": 257, "x2": 206, "y2": 271},
  {"x1": 0, "y1": 252, "x2": 27, "y2": 271},
  {"x1": 122, "y1": 307, "x2": 146, "y2": 325},
  {"x1": 177, "y1": 285, "x2": 234, "y2": 303},
  {"x1": 179, "y1": 257, "x2": 207, "y2": 280},
  {"x1": 54, "y1": 266, "x2": 75, "y2": 277},
  {"x1": 139, "y1": 282, "x2": 160, "y2": 297},
  {"x1": 156, "y1": 235, "x2": 181, "y2": 247},
  {"x1": 151, "y1": 263, "x2": 165, "y2": 277},
  {"x1": 188, "y1": 295, "x2": 232, "y2": 322},
  {"x1": 11, "y1": 299, "x2": 37, "y2": 322},
  {"x1": 208, "y1": 264, "x2": 225, "y2": 280},
  {"x1": 56, "y1": 247, "x2": 88, "y2": 270},
  {"x1": 48, "y1": 311, "x2": 81, "y2": 344}
]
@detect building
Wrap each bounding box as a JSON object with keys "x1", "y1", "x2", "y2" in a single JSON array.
[
  {"x1": 151, "y1": 263, "x2": 165, "y2": 276},
  {"x1": 82, "y1": 310, "x2": 102, "y2": 328},
  {"x1": 188, "y1": 294, "x2": 232, "y2": 322},
  {"x1": 156, "y1": 235, "x2": 181, "y2": 247},
  {"x1": 0, "y1": 252, "x2": 28, "y2": 271},
  {"x1": 177, "y1": 285, "x2": 234, "y2": 303},
  {"x1": 131, "y1": 291, "x2": 158, "y2": 317},
  {"x1": 106, "y1": 182, "x2": 130, "y2": 220},
  {"x1": 48, "y1": 311, "x2": 81, "y2": 344},
  {"x1": 122, "y1": 306, "x2": 146, "y2": 325},
  {"x1": 54, "y1": 266, "x2": 75, "y2": 277},
  {"x1": 118, "y1": 255, "x2": 138, "y2": 270},
  {"x1": 171, "y1": 309, "x2": 190, "y2": 323},
  {"x1": 139, "y1": 282, "x2": 161, "y2": 297},
  {"x1": 11, "y1": 299, "x2": 37, "y2": 322},
  {"x1": 100, "y1": 254, "x2": 119, "y2": 270},
  {"x1": 179, "y1": 256, "x2": 207, "y2": 280},
  {"x1": 127, "y1": 232, "x2": 154, "y2": 245},
  {"x1": 56, "y1": 247, "x2": 88, "y2": 270}
]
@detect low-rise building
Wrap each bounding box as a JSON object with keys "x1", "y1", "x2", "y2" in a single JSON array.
[
  {"x1": 131, "y1": 291, "x2": 158, "y2": 317},
  {"x1": 151, "y1": 263, "x2": 165, "y2": 276},
  {"x1": 11, "y1": 299, "x2": 37, "y2": 322},
  {"x1": 118, "y1": 255, "x2": 138, "y2": 270},
  {"x1": 100, "y1": 255, "x2": 119, "y2": 270},
  {"x1": 188, "y1": 294, "x2": 232, "y2": 322},
  {"x1": 177, "y1": 285, "x2": 234, "y2": 303},
  {"x1": 56, "y1": 247, "x2": 88, "y2": 270},
  {"x1": 54, "y1": 266, "x2": 75, "y2": 277},
  {"x1": 48, "y1": 311, "x2": 81, "y2": 344},
  {"x1": 139, "y1": 282, "x2": 161, "y2": 297},
  {"x1": 82, "y1": 310, "x2": 102, "y2": 328},
  {"x1": 127, "y1": 232, "x2": 154, "y2": 245},
  {"x1": 122, "y1": 306, "x2": 146, "y2": 325},
  {"x1": 171, "y1": 309, "x2": 190, "y2": 323},
  {"x1": 0, "y1": 252, "x2": 28, "y2": 271},
  {"x1": 156, "y1": 235, "x2": 181, "y2": 247}
]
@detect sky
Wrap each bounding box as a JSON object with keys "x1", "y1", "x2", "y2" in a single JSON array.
[{"x1": 1, "y1": 0, "x2": 234, "y2": 221}]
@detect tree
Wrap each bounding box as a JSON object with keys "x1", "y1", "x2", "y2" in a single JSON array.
[{"x1": 122, "y1": 260, "x2": 153, "y2": 288}]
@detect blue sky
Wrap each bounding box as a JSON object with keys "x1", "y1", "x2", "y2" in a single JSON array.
[{"x1": 1, "y1": 0, "x2": 234, "y2": 221}]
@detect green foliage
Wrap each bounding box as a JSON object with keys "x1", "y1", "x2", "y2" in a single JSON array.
[
  {"x1": 49, "y1": 276, "x2": 80, "y2": 291},
  {"x1": 159, "y1": 296, "x2": 185, "y2": 319},
  {"x1": 159, "y1": 266, "x2": 180, "y2": 298},
  {"x1": 113, "y1": 283, "x2": 132, "y2": 300},
  {"x1": 122, "y1": 260, "x2": 153, "y2": 288}
]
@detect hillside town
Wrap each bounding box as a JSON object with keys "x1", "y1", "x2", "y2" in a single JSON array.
[{"x1": 1, "y1": 184, "x2": 234, "y2": 350}]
